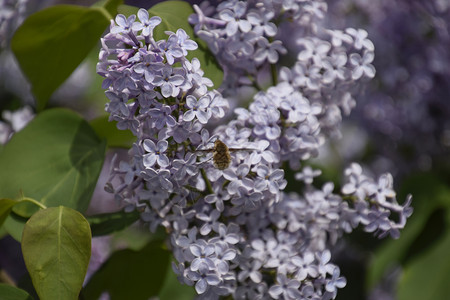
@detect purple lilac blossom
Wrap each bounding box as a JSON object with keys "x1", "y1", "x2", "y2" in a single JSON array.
[
  {"x1": 326, "y1": 0, "x2": 450, "y2": 176},
  {"x1": 189, "y1": 0, "x2": 377, "y2": 143},
  {"x1": 98, "y1": 3, "x2": 413, "y2": 299}
]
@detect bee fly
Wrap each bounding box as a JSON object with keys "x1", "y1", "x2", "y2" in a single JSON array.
[{"x1": 195, "y1": 139, "x2": 254, "y2": 170}]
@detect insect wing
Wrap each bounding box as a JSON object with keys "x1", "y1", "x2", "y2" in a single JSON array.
[
  {"x1": 228, "y1": 147, "x2": 255, "y2": 152},
  {"x1": 192, "y1": 139, "x2": 255, "y2": 170},
  {"x1": 194, "y1": 148, "x2": 214, "y2": 153}
]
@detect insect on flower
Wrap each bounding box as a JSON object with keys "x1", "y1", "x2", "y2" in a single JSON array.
[{"x1": 196, "y1": 139, "x2": 255, "y2": 170}]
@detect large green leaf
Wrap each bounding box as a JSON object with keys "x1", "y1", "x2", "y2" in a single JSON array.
[
  {"x1": 0, "y1": 226, "x2": 6, "y2": 239},
  {"x1": 118, "y1": 2, "x2": 224, "y2": 88},
  {"x1": 366, "y1": 207, "x2": 433, "y2": 289},
  {"x1": 110, "y1": 226, "x2": 157, "y2": 251},
  {"x1": 82, "y1": 239, "x2": 170, "y2": 300},
  {"x1": 88, "y1": 209, "x2": 140, "y2": 236},
  {"x1": 159, "y1": 260, "x2": 196, "y2": 300},
  {"x1": 10, "y1": 5, "x2": 111, "y2": 111},
  {"x1": 21, "y1": 206, "x2": 91, "y2": 300},
  {"x1": 2, "y1": 213, "x2": 28, "y2": 242},
  {"x1": 0, "y1": 284, "x2": 33, "y2": 300},
  {"x1": 397, "y1": 228, "x2": 450, "y2": 300},
  {"x1": 0, "y1": 108, "x2": 106, "y2": 219},
  {"x1": 93, "y1": 0, "x2": 124, "y2": 16},
  {"x1": 16, "y1": 273, "x2": 39, "y2": 300},
  {"x1": 90, "y1": 115, "x2": 135, "y2": 148},
  {"x1": 0, "y1": 198, "x2": 17, "y2": 227},
  {"x1": 367, "y1": 173, "x2": 450, "y2": 289}
]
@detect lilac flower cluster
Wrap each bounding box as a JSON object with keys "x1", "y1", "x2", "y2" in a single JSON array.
[
  {"x1": 97, "y1": 8, "x2": 228, "y2": 212},
  {"x1": 98, "y1": 4, "x2": 412, "y2": 299},
  {"x1": 190, "y1": 0, "x2": 376, "y2": 141},
  {"x1": 326, "y1": 0, "x2": 450, "y2": 175},
  {"x1": 189, "y1": 0, "x2": 287, "y2": 91}
]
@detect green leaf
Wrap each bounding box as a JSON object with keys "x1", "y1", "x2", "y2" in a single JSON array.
[
  {"x1": 0, "y1": 226, "x2": 6, "y2": 239},
  {"x1": 159, "y1": 260, "x2": 195, "y2": 300},
  {"x1": 16, "y1": 273, "x2": 39, "y2": 300},
  {"x1": 83, "y1": 239, "x2": 171, "y2": 300},
  {"x1": 366, "y1": 206, "x2": 433, "y2": 290},
  {"x1": 0, "y1": 284, "x2": 33, "y2": 300},
  {"x1": 102, "y1": 0, "x2": 124, "y2": 16},
  {"x1": 367, "y1": 173, "x2": 450, "y2": 289},
  {"x1": 397, "y1": 228, "x2": 450, "y2": 300},
  {"x1": 90, "y1": 115, "x2": 135, "y2": 148},
  {"x1": 0, "y1": 108, "x2": 106, "y2": 220},
  {"x1": 116, "y1": 4, "x2": 138, "y2": 16},
  {"x1": 11, "y1": 5, "x2": 110, "y2": 111},
  {"x1": 118, "y1": 2, "x2": 224, "y2": 88},
  {"x1": 3, "y1": 213, "x2": 28, "y2": 242},
  {"x1": 88, "y1": 209, "x2": 140, "y2": 236},
  {"x1": 110, "y1": 226, "x2": 156, "y2": 251},
  {"x1": 0, "y1": 198, "x2": 17, "y2": 227},
  {"x1": 21, "y1": 206, "x2": 91, "y2": 300}
]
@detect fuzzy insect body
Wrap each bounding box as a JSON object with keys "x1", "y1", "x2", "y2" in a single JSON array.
[
  {"x1": 212, "y1": 140, "x2": 232, "y2": 170},
  {"x1": 196, "y1": 139, "x2": 254, "y2": 170}
]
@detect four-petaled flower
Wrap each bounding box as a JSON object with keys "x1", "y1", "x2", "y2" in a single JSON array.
[
  {"x1": 111, "y1": 14, "x2": 136, "y2": 34},
  {"x1": 143, "y1": 139, "x2": 169, "y2": 168},
  {"x1": 183, "y1": 94, "x2": 211, "y2": 124},
  {"x1": 152, "y1": 66, "x2": 185, "y2": 97},
  {"x1": 132, "y1": 8, "x2": 161, "y2": 37},
  {"x1": 254, "y1": 165, "x2": 286, "y2": 194}
]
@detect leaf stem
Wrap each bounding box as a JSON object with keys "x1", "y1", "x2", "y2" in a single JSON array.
[{"x1": 21, "y1": 197, "x2": 47, "y2": 210}]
